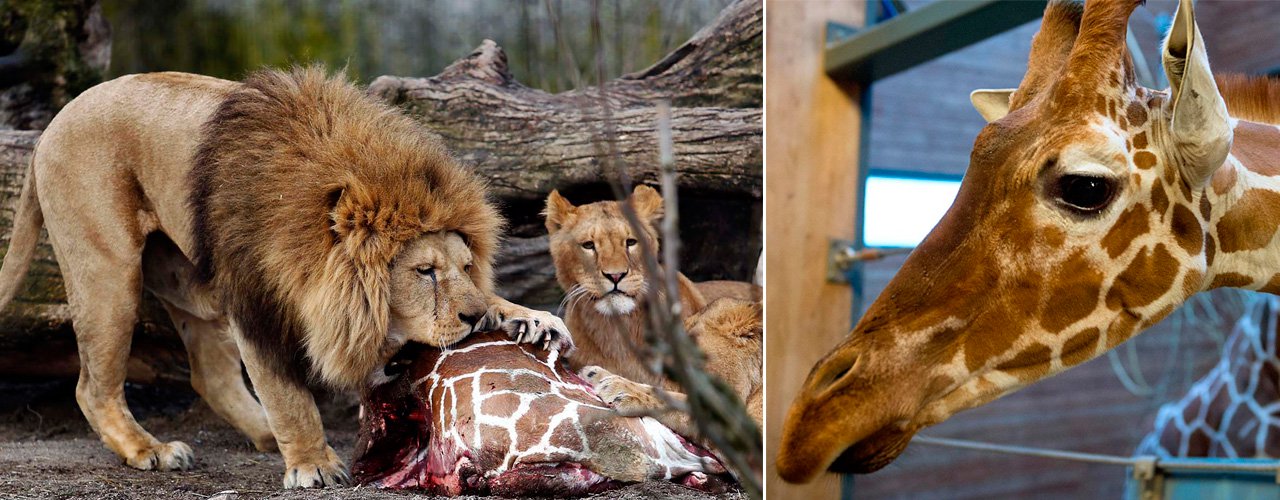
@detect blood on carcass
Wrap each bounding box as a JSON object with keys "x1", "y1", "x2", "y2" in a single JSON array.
[{"x1": 352, "y1": 331, "x2": 732, "y2": 497}]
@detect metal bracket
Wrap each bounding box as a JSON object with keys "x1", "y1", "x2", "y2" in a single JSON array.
[
  {"x1": 827, "y1": 239, "x2": 917, "y2": 284},
  {"x1": 826, "y1": 239, "x2": 859, "y2": 284},
  {"x1": 1132, "y1": 456, "x2": 1164, "y2": 500},
  {"x1": 825, "y1": 21, "x2": 859, "y2": 46},
  {"x1": 827, "y1": 0, "x2": 910, "y2": 47}
]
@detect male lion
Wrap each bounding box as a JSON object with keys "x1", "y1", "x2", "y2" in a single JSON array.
[
  {"x1": 543, "y1": 185, "x2": 761, "y2": 436},
  {"x1": 0, "y1": 67, "x2": 571, "y2": 488}
]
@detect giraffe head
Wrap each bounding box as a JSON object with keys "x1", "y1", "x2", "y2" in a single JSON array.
[{"x1": 778, "y1": 0, "x2": 1236, "y2": 482}]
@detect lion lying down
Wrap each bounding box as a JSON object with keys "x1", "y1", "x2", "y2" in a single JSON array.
[{"x1": 352, "y1": 332, "x2": 733, "y2": 496}]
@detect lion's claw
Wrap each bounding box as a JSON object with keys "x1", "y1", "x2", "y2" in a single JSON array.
[
  {"x1": 283, "y1": 447, "x2": 350, "y2": 489},
  {"x1": 495, "y1": 308, "x2": 575, "y2": 356},
  {"x1": 126, "y1": 441, "x2": 195, "y2": 471}
]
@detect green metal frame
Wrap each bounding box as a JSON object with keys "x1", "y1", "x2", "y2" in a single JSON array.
[{"x1": 825, "y1": 0, "x2": 1048, "y2": 83}]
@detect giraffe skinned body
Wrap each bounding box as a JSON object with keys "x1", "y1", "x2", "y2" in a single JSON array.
[
  {"x1": 778, "y1": 0, "x2": 1280, "y2": 483},
  {"x1": 352, "y1": 332, "x2": 729, "y2": 496}
]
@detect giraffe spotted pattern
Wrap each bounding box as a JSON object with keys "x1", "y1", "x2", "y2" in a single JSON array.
[{"x1": 352, "y1": 332, "x2": 729, "y2": 496}]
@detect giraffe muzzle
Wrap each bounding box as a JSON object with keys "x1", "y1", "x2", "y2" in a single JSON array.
[{"x1": 777, "y1": 334, "x2": 934, "y2": 483}]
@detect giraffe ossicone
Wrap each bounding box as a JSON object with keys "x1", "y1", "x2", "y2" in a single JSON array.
[
  {"x1": 352, "y1": 331, "x2": 730, "y2": 496},
  {"x1": 778, "y1": 0, "x2": 1280, "y2": 483}
]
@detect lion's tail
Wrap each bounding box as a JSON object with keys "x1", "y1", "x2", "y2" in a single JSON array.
[{"x1": 0, "y1": 152, "x2": 44, "y2": 310}]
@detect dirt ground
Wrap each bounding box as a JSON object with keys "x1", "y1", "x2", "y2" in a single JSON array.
[{"x1": 0, "y1": 379, "x2": 742, "y2": 499}]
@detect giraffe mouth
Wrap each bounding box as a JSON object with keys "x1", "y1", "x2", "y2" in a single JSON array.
[{"x1": 826, "y1": 423, "x2": 918, "y2": 474}]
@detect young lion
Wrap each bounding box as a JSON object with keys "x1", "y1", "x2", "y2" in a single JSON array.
[
  {"x1": 0, "y1": 67, "x2": 570, "y2": 489},
  {"x1": 544, "y1": 185, "x2": 761, "y2": 435}
]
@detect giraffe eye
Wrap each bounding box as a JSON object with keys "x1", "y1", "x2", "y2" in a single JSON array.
[{"x1": 1054, "y1": 174, "x2": 1115, "y2": 213}]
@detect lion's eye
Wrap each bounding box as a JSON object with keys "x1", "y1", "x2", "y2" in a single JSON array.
[
  {"x1": 1054, "y1": 174, "x2": 1116, "y2": 213},
  {"x1": 625, "y1": 238, "x2": 638, "y2": 247},
  {"x1": 464, "y1": 264, "x2": 473, "y2": 273},
  {"x1": 581, "y1": 241, "x2": 595, "y2": 250},
  {"x1": 415, "y1": 266, "x2": 436, "y2": 277}
]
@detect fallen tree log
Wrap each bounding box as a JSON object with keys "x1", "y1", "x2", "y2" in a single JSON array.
[
  {"x1": 367, "y1": 0, "x2": 762, "y2": 203},
  {"x1": 371, "y1": 0, "x2": 762, "y2": 308},
  {"x1": 0, "y1": 0, "x2": 762, "y2": 383}
]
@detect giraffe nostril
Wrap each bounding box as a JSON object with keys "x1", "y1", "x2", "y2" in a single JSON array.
[{"x1": 813, "y1": 352, "x2": 863, "y2": 393}]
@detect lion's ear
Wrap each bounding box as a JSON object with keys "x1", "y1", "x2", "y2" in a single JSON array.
[
  {"x1": 630, "y1": 184, "x2": 664, "y2": 224},
  {"x1": 327, "y1": 179, "x2": 416, "y2": 254},
  {"x1": 544, "y1": 189, "x2": 576, "y2": 233},
  {"x1": 328, "y1": 184, "x2": 352, "y2": 240}
]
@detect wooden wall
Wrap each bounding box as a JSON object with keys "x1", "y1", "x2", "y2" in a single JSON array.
[{"x1": 764, "y1": 1, "x2": 865, "y2": 498}]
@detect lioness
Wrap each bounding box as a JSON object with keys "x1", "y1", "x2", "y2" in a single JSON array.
[
  {"x1": 0, "y1": 67, "x2": 571, "y2": 488},
  {"x1": 543, "y1": 185, "x2": 761, "y2": 435}
]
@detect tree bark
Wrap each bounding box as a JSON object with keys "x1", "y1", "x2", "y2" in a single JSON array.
[
  {"x1": 0, "y1": 0, "x2": 111, "y2": 130},
  {"x1": 367, "y1": 0, "x2": 762, "y2": 203},
  {"x1": 0, "y1": 0, "x2": 762, "y2": 382}
]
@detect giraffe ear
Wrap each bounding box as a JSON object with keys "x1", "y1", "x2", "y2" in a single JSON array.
[
  {"x1": 1162, "y1": 0, "x2": 1232, "y2": 187},
  {"x1": 970, "y1": 89, "x2": 1015, "y2": 123}
]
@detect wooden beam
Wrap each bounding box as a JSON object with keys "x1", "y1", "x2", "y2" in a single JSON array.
[
  {"x1": 765, "y1": 1, "x2": 865, "y2": 497},
  {"x1": 825, "y1": 0, "x2": 1047, "y2": 83}
]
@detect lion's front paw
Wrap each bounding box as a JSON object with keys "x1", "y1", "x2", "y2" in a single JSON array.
[
  {"x1": 492, "y1": 306, "x2": 575, "y2": 355},
  {"x1": 580, "y1": 366, "x2": 659, "y2": 417},
  {"x1": 126, "y1": 440, "x2": 194, "y2": 471},
  {"x1": 283, "y1": 446, "x2": 350, "y2": 489}
]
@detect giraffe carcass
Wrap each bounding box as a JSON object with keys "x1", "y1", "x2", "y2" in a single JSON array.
[{"x1": 351, "y1": 331, "x2": 731, "y2": 496}]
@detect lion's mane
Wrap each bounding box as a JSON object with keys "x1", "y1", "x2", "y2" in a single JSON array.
[{"x1": 190, "y1": 66, "x2": 503, "y2": 388}]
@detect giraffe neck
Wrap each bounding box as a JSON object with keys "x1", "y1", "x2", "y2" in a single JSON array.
[
  {"x1": 1200, "y1": 120, "x2": 1280, "y2": 291},
  {"x1": 1139, "y1": 295, "x2": 1280, "y2": 458},
  {"x1": 353, "y1": 333, "x2": 723, "y2": 493}
]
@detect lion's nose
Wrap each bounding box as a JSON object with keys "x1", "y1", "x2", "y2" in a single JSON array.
[
  {"x1": 603, "y1": 271, "x2": 627, "y2": 284},
  {"x1": 458, "y1": 312, "x2": 482, "y2": 328}
]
